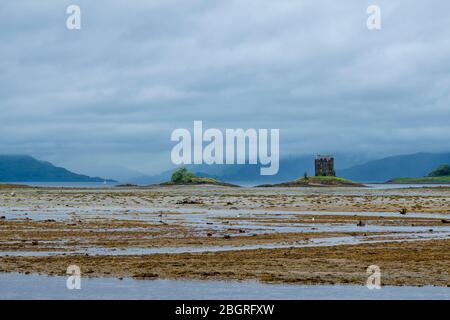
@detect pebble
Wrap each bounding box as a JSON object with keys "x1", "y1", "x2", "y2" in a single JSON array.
[{"x1": 357, "y1": 220, "x2": 366, "y2": 227}]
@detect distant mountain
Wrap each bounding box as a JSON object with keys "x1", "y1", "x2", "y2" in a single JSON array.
[
  {"x1": 0, "y1": 155, "x2": 115, "y2": 182},
  {"x1": 192, "y1": 157, "x2": 314, "y2": 184},
  {"x1": 126, "y1": 171, "x2": 172, "y2": 185},
  {"x1": 135, "y1": 154, "x2": 368, "y2": 185},
  {"x1": 190, "y1": 154, "x2": 369, "y2": 184},
  {"x1": 124, "y1": 152, "x2": 450, "y2": 185},
  {"x1": 63, "y1": 163, "x2": 147, "y2": 183},
  {"x1": 338, "y1": 152, "x2": 450, "y2": 182}
]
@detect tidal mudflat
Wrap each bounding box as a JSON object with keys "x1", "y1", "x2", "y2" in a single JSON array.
[{"x1": 0, "y1": 184, "x2": 449, "y2": 298}]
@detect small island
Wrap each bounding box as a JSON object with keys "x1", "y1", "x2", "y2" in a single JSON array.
[
  {"x1": 388, "y1": 164, "x2": 450, "y2": 184},
  {"x1": 257, "y1": 175, "x2": 364, "y2": 187},
  {"x1": 160, "y1": 168, "x2": 239, "y2": 187},
  {"x1": 257, "y1": 155, "x2": 364, "y2": 187}
]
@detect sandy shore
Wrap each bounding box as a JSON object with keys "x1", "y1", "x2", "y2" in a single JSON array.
[{"x1": 0, "y1": 185, "x2": 449, "y2": 287}]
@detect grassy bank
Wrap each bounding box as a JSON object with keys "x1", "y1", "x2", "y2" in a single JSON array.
[{"x1": 388, "y1": 176, "x2": 450, "y2": 184}]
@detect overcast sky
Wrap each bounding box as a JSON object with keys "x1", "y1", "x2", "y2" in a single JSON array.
[{"x1": 1, "y1": 0, "x2": 449, "y2": 176}]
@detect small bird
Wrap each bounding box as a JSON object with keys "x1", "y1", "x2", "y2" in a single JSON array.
[{"x1": 399, "y1": 208, "x2": 407, "y2": 215}]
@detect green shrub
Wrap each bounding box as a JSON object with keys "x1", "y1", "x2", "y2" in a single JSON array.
[
  {"x1": 171, "y1": 167, "x2": 195, "y2": 183},
  {"x1": 428, "y1": 164, "x2": 450, "y2": 177}
]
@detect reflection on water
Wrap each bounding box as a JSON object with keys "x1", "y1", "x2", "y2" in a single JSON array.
[
  {"x1": 1, "y1": 232, "x2": 449, "y2": 257},
  {"x1": 3, "y1": 182, "x2": 120, "y2": 188},
  {"x1": 3, "y1": 182, "x2": 449, "y2": 189},
  {"x1": 0, "y1": 273, "x2": 448, "y2": 300},
  {"x1": 365, "y1": 183, "x2": 450, "y2": 190}
]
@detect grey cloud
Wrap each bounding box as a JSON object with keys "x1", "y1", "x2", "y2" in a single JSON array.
[{"x1": 0, "y1": 0, "x2": 449, "y2": 175}]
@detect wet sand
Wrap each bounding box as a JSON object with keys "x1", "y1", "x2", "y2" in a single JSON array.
[
  {"x1": 1, "y1": 239, "x2": 449, "y2": 286},
  {"x1": 0, "y1": 185, "x2": 449, "y2": 287},
  {"x1": 2, "y1": 273, "x2": 449, "y2": 300}
]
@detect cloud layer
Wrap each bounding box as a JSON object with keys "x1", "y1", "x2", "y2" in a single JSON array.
[{"x1": 1, "y1": 0, "x2": 449, "y2": 174}]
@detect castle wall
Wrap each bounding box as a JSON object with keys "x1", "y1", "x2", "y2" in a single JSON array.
[{"x1": 315, "y1": 156, "x2": 335, "y2": 176}]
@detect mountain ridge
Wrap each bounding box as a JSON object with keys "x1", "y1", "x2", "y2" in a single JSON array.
[
  {"x1": 136, "y1": 152, "x2": 450, "y2": 184},
  {"x1": 3, "y1": 152, "x2": 450, "y2": 184},
  {"x1": 0, "y1": 155, "x2": 115, "y2": 182},
  {"x1": 338, "y1": 152, "x2": 450, "y2": 182}
]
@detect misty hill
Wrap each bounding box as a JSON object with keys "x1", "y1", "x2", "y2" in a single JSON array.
[
  {"x1": 190, "y1": 153, "x2": 371, "y2": 184},
  {"x1": 0, "y1": 155, "x2": 114, "y2": 182},
  {"x1": 126, "y1": 156, "x2": 322, "y2": 185},
  {"x1": 338, "y1": 152, "x2": 450, "y2": 182},
  {"x1": 388, "y1": 163, "x2": 450, "y2": 184},
  {"x1": 132, "y1": 154, "x2": 367, "y2": 185},
  {"x1": 125, "y1": 152, "x2": 450, "y2": 185}
]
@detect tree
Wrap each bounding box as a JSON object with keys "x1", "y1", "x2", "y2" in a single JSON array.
[
  {"x1": 428, "y1": 164, "x2": 450, "y2": 177},
  {"x1": 303, "y1": 171, "x2": 309, "y2": 180},
  {"x1": 171, "y1": 167, "x2": 195, "y2": 183}
]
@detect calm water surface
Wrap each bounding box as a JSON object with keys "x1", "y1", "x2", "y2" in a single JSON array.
[{"x1": 0, "y1": 273, "x2": 448, "y2": 300}]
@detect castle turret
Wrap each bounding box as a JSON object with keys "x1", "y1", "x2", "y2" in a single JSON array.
[{"x1": 315, "y1": 155, "x2": 335, "y2": 177}]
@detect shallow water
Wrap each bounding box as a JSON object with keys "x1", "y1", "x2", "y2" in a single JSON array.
[
  {"x1": 3, "y1": 182, "x2": 120, "y2": 188},
  {"x1": 5, "y1": 182, "x2": 449, "y2": 189},
  {"x1": 364, "y1": 183, "x2": 450, "y2": 190},
  {"x1": 0, "y1": 273, "x2": 448, "y2": 300},
  {"x1": 3, "y1": 206, "x2": 449, "y2": 222},
  {"x1": 217, "y1": 182, "x2": 450, "y2": 189},
  {"x1": 2, "y1": 201, "x2": 449, "y2": 258},
  {"x1": 3, "y1": 205, "x2": 449, "y2": 241},
  {"x1": 2, "y1": 232, "x2": 448, "y2": 257}
]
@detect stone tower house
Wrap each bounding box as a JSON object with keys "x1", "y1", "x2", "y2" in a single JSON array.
[{"x1": 315, "y1": 155, "x2": 335, "y2": 177}]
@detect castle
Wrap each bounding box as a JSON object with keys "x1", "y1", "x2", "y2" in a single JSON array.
[{"x1": 315, "y1": 155, "x2": 335, "y2": 177}]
